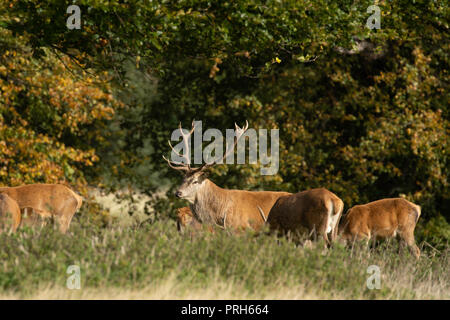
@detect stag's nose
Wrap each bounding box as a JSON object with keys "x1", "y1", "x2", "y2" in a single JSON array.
[{"x1": 175, "y1": 191, "x2": 182, "y2": 198}]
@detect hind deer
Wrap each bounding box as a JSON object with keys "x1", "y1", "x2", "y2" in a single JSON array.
[
  {"x1": 265, "y1": 188, "x2": 344, "y2": 247},
  {"x1": 164, "y1": 121, "x2": 291, "y2": 231},
  {"x1": 0, "y1": 184, "x2": 83, "y2": 233},
  {"x1": 176, "y1": 206, "x2": 221, "y2": 236},
  {"x1": 176, "y1": 206, "x2": 202, "y2": 232},
  {"x1": 339, "y1": 198, "x2": 421, "y2": 258}
]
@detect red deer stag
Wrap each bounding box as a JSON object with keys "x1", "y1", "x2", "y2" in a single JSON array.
[
  {"x1": 0, "y1": 193, "x2": 21, "y2": 232},
  {"x1": 339, "y1": 198, "x2": 421, "y2": 258},
  {"x1": 266, "y1": 188, "x2": 344, "y2": 246},
  {"x1": 0, "y1": 184, "x2": 83, "y2": 233},
  {"x1": 164, "y1": 121, "x2": 291, "y2": 231}
]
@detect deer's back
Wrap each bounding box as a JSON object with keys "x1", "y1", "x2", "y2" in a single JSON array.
[
  {"x1": 267, "y1": 188, "x2": 338, "y2": 232},
  {"x1": 0, "y1": 184, "x2": 80, "y2": 212},
  {"x1": 343, "y1": 198, "x2": 420, "y2": 237}
]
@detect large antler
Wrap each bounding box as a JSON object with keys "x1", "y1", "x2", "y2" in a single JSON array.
[
  {"x1": 198, "y1": 120, "x2": 249, "y2": 171},
  {"x1": 163, "y1": 120, "x2": 249, "y2": 173},
  {"x1": 163, "y1": 121, "x2": 196, "y2": 172}
]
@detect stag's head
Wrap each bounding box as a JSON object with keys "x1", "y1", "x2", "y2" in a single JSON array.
[
  {"x1": 174, "y1": 171, "x2": 208, "y2": 202},
  {"x1": 163, "y1": 120, "x2": 249, "y2": 204}
]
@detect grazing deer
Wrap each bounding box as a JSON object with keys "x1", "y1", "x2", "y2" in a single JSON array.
[
  {"x1": 176, "y1": 206, "x2": 202, "y2": 232},
  {"x1": 339, "y1": 198, "x2": 421, "y2": 258},
  {"x1": 164, "y1": 121, "x2": 291, "y2": 231},
  {"x1": 266, "y1": 188, "x2": 344, "y2": 246},
  {"x1": 0, "y1": 184, "x2": 83, "y2": 233},
  {"x1": 0, "y1": 193, "x2": 21, "y2": 232},
  {"x1": 176, "y1": 206, "x2": 219, "y2": 236}
]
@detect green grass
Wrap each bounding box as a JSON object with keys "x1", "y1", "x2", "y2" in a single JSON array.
[{"x1": 0, "y1": 214, "x2": 448, "y2": 299}]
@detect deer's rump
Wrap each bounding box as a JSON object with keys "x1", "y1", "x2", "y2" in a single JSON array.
[{"x1": 267, "y1": 188, "x2": 344, "y2": 243}]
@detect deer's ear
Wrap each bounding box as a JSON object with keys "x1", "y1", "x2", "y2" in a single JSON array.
[{"x1": 199, "y1": 172, "x2": 209, "y2": 181}]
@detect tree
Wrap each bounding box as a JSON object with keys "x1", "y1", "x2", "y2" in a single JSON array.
[
  {"x1": 0, "y1": 25, "x2": 122, "y2": 190},
  {"x1": 3, "y1": 0, "x2": 448, "y2": 220}
]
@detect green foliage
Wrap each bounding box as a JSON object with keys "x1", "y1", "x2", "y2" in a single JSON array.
[
  {"x1": 1, "y1": 0, "x2": 449, "y2": 224},
  {"x1": 0, "y1": 26, "x2": 122, "y2": 189},
  {"x1": 416, "y1": 215, "x2": 450, "y2": 251},
  {"x1": 0, "y1": 217, "x2": 448, "y2": 299}
]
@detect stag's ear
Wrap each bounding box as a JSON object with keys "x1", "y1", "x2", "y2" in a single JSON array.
[{"x1": 198, "y1": 171, "x2": 209, "y2": 181}]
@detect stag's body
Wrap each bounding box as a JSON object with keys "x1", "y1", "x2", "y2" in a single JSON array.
[
  {"x1": 166, "y1": 121, "x2": 290, "y2": 231},
  {"x1": 267, "y1": 188, "x2": 344, "y2": 245},
  {"x1": 339, "y1": 198, "x2": 421, "y2": 258},
  {"x1": 0, "y1": 193, "x2": 21, "y2": 232},
  {"x1": 0, "y1": 184, "x2": 82, "y2": 233},
  {"x1": 189, "y1": 178, "x2": 291, "y2": 230}
]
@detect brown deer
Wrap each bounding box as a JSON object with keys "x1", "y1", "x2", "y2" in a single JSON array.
[
  {"x1": 338, "y1": 198, "x2": 421, "y2": 258},
  {"x1": 0, "y1": 193, "x2": 21, "y2": 232},
  {"x1": 164, "y1": 121, "x2": 291, "y2": 231},
  {"x1": 176, "y1": 206, "x2": 219, "y2": 236},
  {"x1": 176, "y1": 206, "x2": 202, "y2": 232},
  {"x1": 265, "y1": 188, "x2": 344, "y2": 246},
  {"x1": 0, "y1": 184, "x2": 83, "y2": 233}
]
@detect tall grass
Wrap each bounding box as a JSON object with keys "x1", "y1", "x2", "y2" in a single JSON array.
[{"x1": 0, "y1": 215, "x2": 448, "y2": 299}]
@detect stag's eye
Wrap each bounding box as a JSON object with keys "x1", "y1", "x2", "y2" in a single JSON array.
[{"x1": 193, "y1": 181, "x2": 199, "y2": 185}]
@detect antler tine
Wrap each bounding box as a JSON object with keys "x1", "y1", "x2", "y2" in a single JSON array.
[
  {"x1": 165, "y1": 137, "x2": 190, "y2": 171},
  {"x1": 179, "y1": 121, "x2": 196, "y2": 136},
  {"x1": 168, "y1": 140, "x2": 184, "y2": 158},
  {"x1": 177, "y1": 121, "x2": 196, "y2": 169},
  {"x1": 234, "y1": 120, "x2": 249, "y2": 139},
  {"x1": 165, "y1": 120, "x2": 248, "y2": 173},
  {"x1": 222, "y1": 120, "x2": 248, "y2": 161},
  {"x1": 164, "y1": 120, "x2": 197, "y2": 172},
  {"x1": 162, "y1": 155, "x2": 191, "y2": 172},
  {"x1": 198, "y1": 120, "x2": 249, "y2": 172}
]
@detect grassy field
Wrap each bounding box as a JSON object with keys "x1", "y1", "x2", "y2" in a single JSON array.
[{"x1": 0, "y1": 210, "x2": 448, "y2": 300}]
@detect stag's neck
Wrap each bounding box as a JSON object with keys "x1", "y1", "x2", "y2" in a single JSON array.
[{"x1": 191, "y1": 179, "x2": 231, "y2": 226}]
